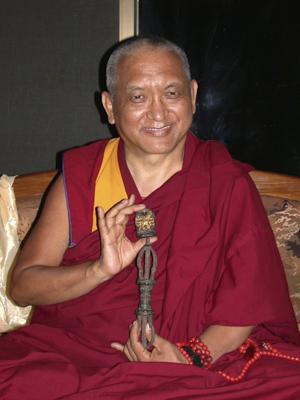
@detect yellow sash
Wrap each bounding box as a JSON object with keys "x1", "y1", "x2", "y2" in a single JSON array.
[{"x1": 92, "y1": 138, "x2": 128, "y2": 232}]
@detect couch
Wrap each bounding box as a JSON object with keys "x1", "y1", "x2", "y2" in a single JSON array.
[{"x1": 12, "y1": 169, "x2": 300, "y2": 331}]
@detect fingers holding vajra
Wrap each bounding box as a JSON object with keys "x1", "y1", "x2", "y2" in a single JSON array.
[
  {"x1": 111, "y1": 323, "x2": 141, "y2": 362},
  {"x1": 111, "y1": 322, "x2": 188, "y2": 364},
  {"x1": 111, "y1": 341, "x2": 138, "y2": 362},
  {"x1": 125, "y1": 340, "x2": 139, "y2": 362},
  {"x1": 97, "y1": 195, "x2": 145, "y2": 234},
  {"x1": 101, "y1": 196, "x2": 145, "y2": 229}
]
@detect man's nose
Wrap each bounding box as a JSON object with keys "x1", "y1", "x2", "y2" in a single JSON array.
[{"x1": 146, "y1": 97, "x2": 167, "y2": 121}]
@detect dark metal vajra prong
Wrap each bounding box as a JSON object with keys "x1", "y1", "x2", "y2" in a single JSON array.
[{"x1": 135, "y1": 209, "x2": 157, "y2": 350}]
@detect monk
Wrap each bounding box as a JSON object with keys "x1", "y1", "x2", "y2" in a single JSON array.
[{"x1": 1, "y1": 36, "x2": 300, "y2": 399}]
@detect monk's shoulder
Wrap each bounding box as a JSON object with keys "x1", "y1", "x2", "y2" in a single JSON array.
[
  {"x1": 206, "y1": 140, "x2": 253, "y2": 179},
  {"x1": 63, "y1": 138, "x2": 109, "y2": 170},
  {"x1": 202, "y1": 140, "x2": 260, "y2": 208}
]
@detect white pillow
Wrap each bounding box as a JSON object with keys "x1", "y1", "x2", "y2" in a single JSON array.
[{"x1": 0, "y1": 175, "x2": 31, "y2": 333}]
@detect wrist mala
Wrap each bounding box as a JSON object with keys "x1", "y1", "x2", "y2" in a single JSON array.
[{"x1": 176, "y1": 337, "x2": 213, "y2": 368}]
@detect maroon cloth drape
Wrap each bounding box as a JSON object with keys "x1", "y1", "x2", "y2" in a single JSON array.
[{"x1": 1, "y1": 133, "x2": 300, "y2": 399}]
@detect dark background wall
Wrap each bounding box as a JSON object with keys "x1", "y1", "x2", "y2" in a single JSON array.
[
  {"x1": 2, "y1": 1, "x2": 299, "y2": 176},
  {"x1": 140, "y1": 0, "x2": 300, "y2": 176},
  {"x1": 0, "y1": 0, "x2": 118, "y2": 175}
]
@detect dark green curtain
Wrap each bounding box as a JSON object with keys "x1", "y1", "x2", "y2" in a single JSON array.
[{"x1": 139, "y1": 0, "x2": 300, "y2": 176}]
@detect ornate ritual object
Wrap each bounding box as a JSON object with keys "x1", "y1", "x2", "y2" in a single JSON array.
[{"x1": 135, "y1": 208, "x2": 157, "y2": 350}]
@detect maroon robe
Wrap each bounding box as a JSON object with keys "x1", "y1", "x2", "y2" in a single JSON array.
[{"x1": 1, "y1": 132, "x2": 300, "y2": 399}]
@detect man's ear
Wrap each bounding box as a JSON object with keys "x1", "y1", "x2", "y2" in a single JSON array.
[
  {"x1": 101, "y1": 91, "x2": 115, "y2": 124},
  {"x1": 190, "y1": 79, "x2": 198, "y2": 115}
]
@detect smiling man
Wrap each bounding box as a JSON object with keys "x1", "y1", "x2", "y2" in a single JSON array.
[
  {"x1": 102, "y1": 41, "x2": 198, "y2": 198},
  {"x1": 1, "y1": 36, "x2": 300, "y2": 399}
]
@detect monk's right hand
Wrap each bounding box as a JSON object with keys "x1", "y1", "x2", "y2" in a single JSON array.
[{"x1": 95, "y1": 194, "x2": 156, "y2": 280}]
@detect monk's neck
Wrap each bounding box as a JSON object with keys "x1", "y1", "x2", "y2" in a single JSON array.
[{"x1": 125, "y1": 150, "x2": 184, "y2": 198}]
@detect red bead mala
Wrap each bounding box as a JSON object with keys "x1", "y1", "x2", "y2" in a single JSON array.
[
  {"x1": 217, "y1": 338, "x2": 300, "y2": 383},
  {"x1": 177, "y1": 337, "x2": 300, "y2": 381},
  {"x1": 176, "y1": 337, "x2": 213, "y2": 368}
]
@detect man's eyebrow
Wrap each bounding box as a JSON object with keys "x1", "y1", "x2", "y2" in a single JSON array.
[
  {"x1": 125, "y1": 81, "x2": 184, "y2": 91},
  {"x1": 165, "y1": 82, "x2": 183, "y2": 89},
  {"x1": 126, "y1": 85, "x2": 145, "y2": 92}
]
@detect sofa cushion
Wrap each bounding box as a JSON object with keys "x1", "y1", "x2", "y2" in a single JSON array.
[
  {"x1": 0, "y1": 175, "x2": 32, "y2": 332},
  {"x1": 16, "y1": 197, "x2": 41, "y2": 242},
  {"x1": 265, "y1": 197, "x2": 300, "y2": 329}
]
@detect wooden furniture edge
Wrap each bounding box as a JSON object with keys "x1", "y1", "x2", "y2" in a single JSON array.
[
  {"x1": 250, "y1": 170, "x2": 300, "y2": 201},
  {"x1": 11, "y1": 169, "x2": 300, "y2": 203},
  {"x1": 13, "y1": 171, "x2": 58, "y2": 201}
]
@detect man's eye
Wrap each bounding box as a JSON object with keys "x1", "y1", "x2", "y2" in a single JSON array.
[
  {"x1": 166, "y1": 90, "x2": 179, "y2": 98},
  {"x1": 130, "y1": 94, "x2": 144, "y2": 103}
]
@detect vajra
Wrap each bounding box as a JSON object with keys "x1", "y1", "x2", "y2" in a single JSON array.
[{"x1": 135, "y1": 208, "x2": 157, "y2": 350}]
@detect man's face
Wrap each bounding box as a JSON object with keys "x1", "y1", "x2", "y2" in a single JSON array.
[{"x1": 102, "y1": 47, "x2": 198, "y2": 158}]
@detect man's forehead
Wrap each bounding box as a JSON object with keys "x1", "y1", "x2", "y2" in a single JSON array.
[{"x1": 117, "y1": 47, "x2": 187, "y2": 83}]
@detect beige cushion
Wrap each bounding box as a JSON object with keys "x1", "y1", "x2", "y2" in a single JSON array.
[
  {"x1": 0, "y1": 175, "x2": 32, "y2": 332},
  {"x1": 16, "y1": 198, "x2": 41, "y2": 242},
  {"x1": 265, "y1": 198, "x2": 300, "y2": 330}
]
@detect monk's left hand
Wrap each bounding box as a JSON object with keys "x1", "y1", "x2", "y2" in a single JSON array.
[{"x1": 111, "y1": 321, "x2": 188, "y2": 364}]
